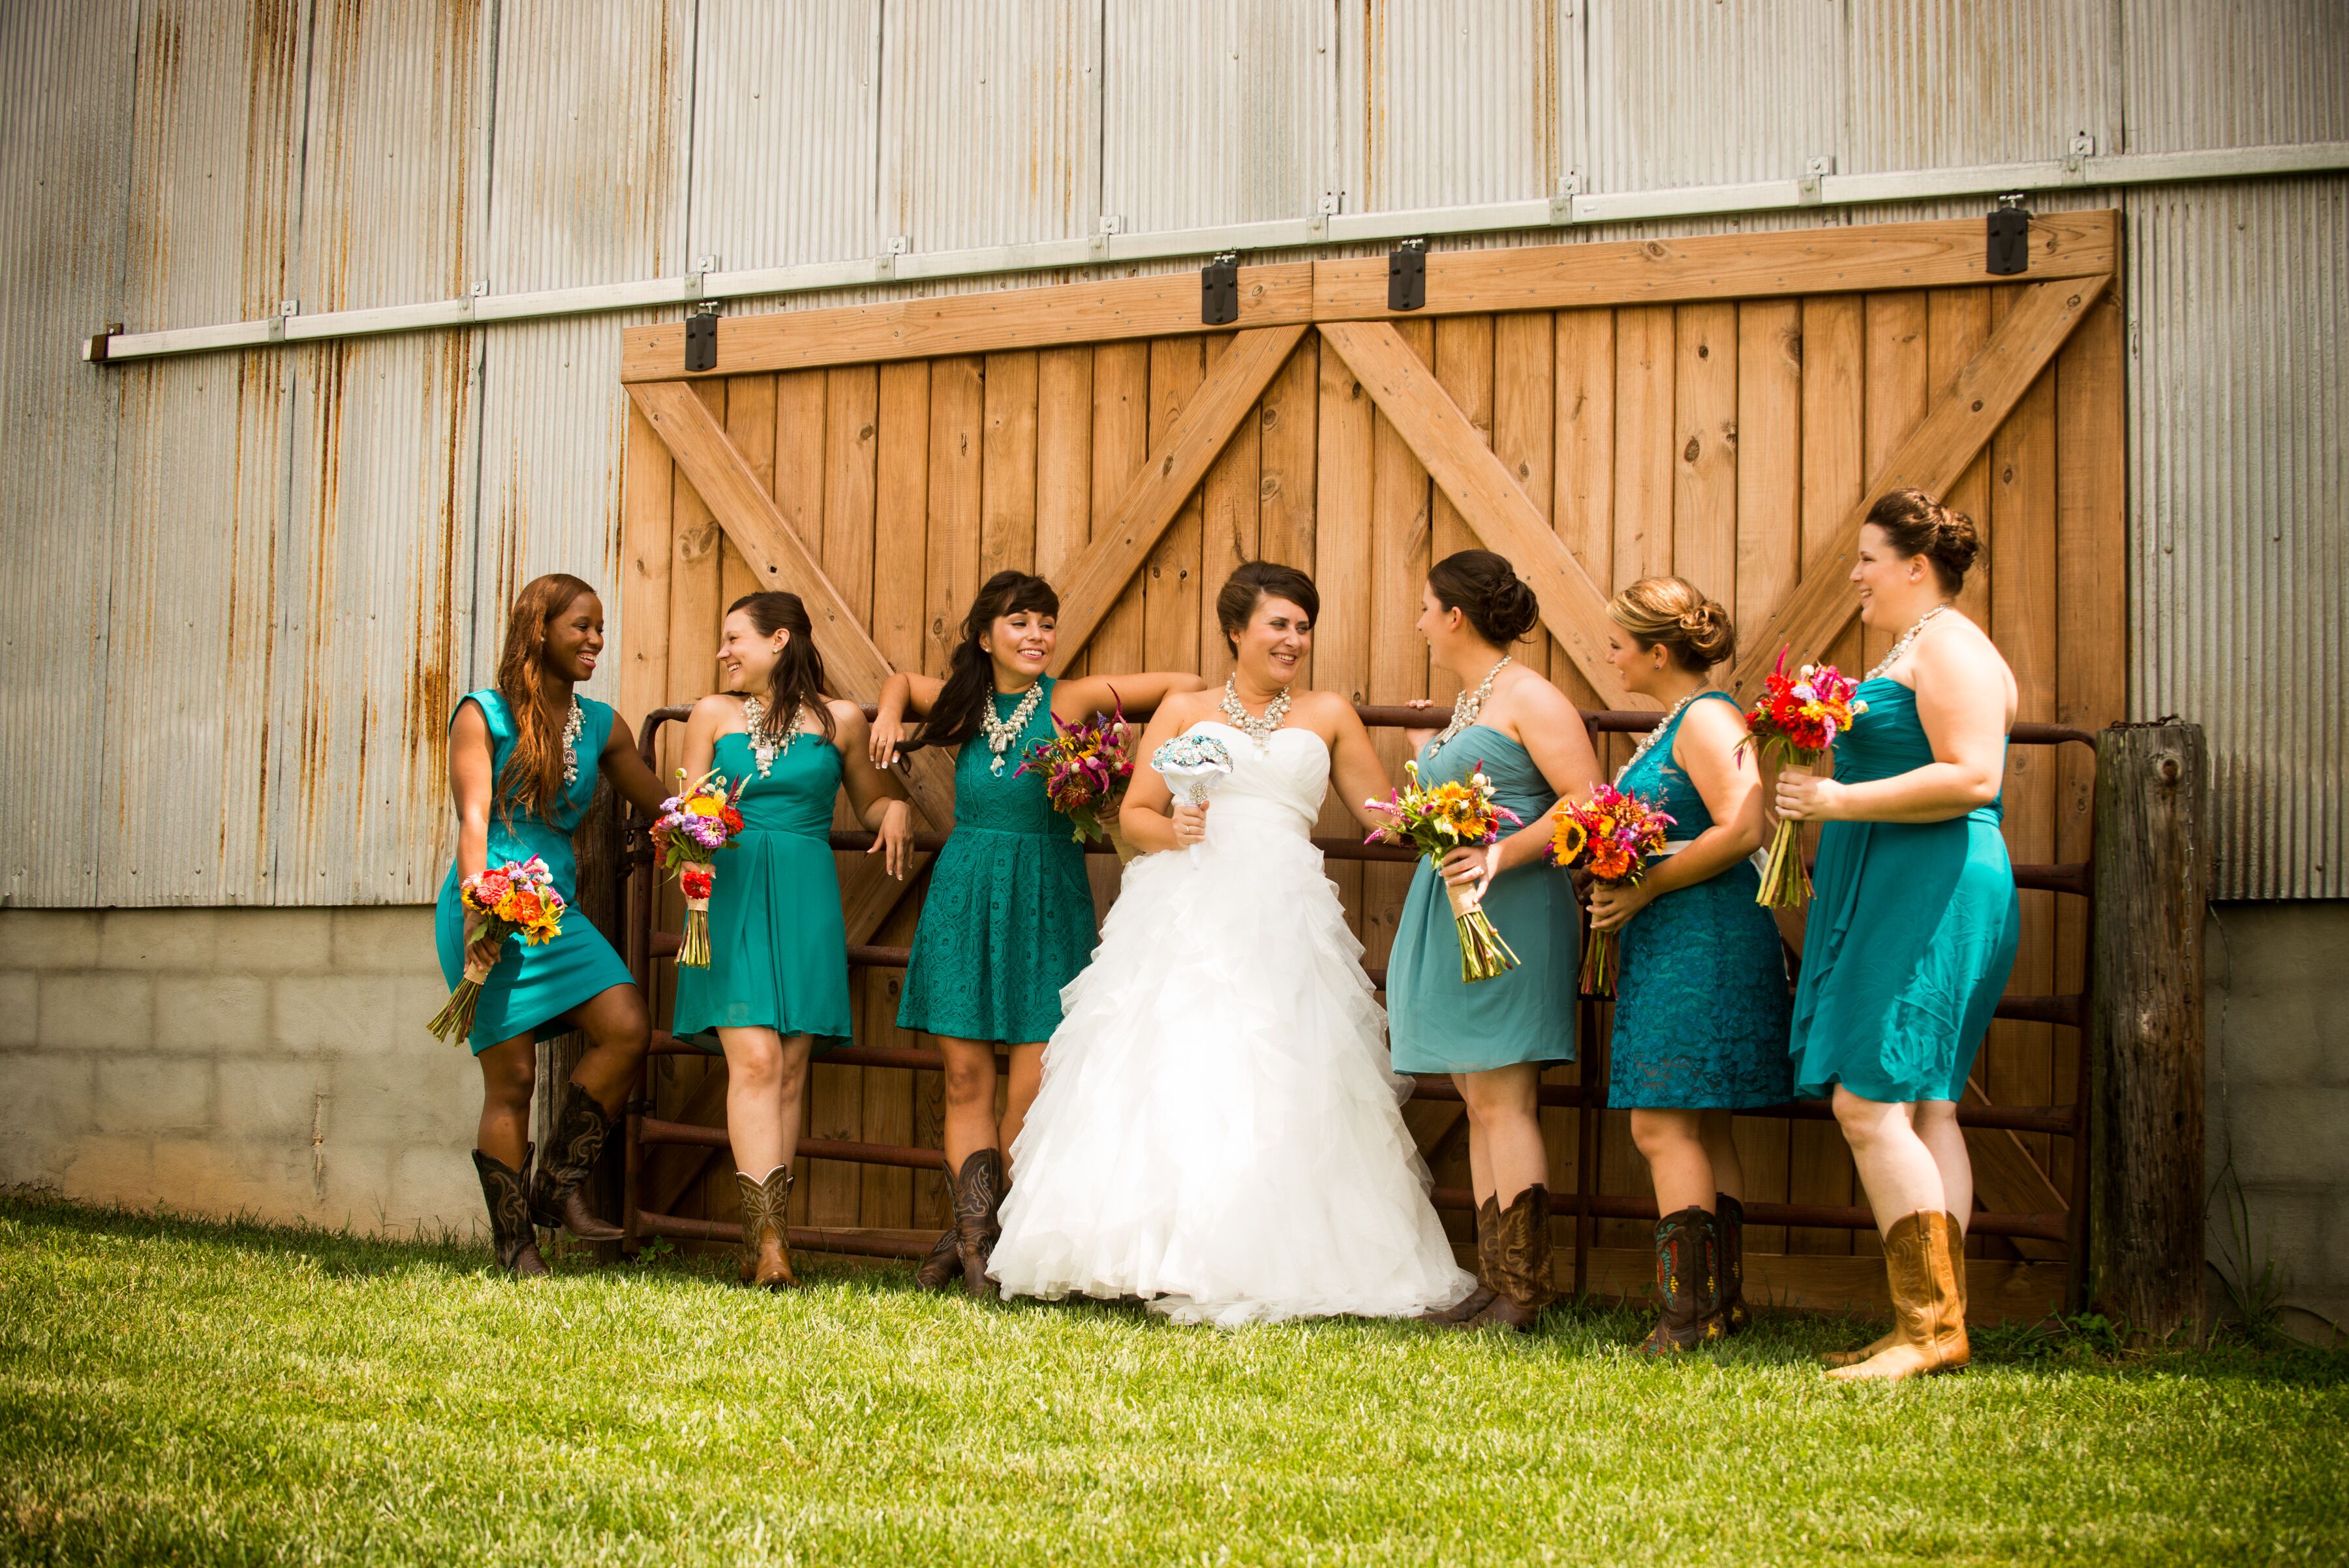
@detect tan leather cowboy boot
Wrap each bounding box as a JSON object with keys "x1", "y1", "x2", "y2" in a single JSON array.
[
  {"x1": 1821, "y1": 1210, "x2": 1967, "y2": 1367},
  {"x1": 1826, "y1": 1210, "x2": 1970, "y2": 1382},
  {"x1": 735, "y1": 1164, "x2": 795, "y2": 1289}
]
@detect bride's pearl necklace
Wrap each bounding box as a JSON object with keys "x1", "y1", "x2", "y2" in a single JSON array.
[
  {"x1": 980, "y1": 679, "x2": 1045, "y2": 775},
  {"x1": 1612, "y1": 687, "x2": 1708, "y2": 786},
  {"x1": 1866, "y1": 603, "x2": 1952, "y2": 683},
  {"x1": 1221, "y1": 673, "x2": 1292, "y2": 750},
  {"x1": 1424, "y1": 656, "x2": 1511, "y2": 756},
  {"x1": 739, "y1": 694, "x2": 806, "y2": 779}
]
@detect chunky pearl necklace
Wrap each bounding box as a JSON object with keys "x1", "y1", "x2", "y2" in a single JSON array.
[
  {"x1": 1221, "y1": 673, "x2": 1293, "y2": 750},
  {"x1": 558, "y1": 696, "x2": 583, "y2": 787},
  {"x1": 1866, "y1": 603, "x2": 1952, "y2": 683},
  {"x1": 980, "y1": 680, "x2": 1045, "y2": 775},
  {"x1": 1423, "y1": 656, "x2": 1512, "y2": 757},
  {"x1": 739, "y1": 695, "x2": 806, "y2": 779},
  {"x1": 1612, "y1": 687, "x2": 1710, "y2": 786}
]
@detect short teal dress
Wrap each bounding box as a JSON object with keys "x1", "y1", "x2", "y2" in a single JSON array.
[
  {"x1": 897, "y1": 676, "x2": 1098, "y2": 1044},
  {"x1": 433, "y1": 690, "x2": 636, "y2": 1055},
  {"x1": 671, "y1": 730, "x2": 853, "y2": 1052},
  {"x1": 1789, "y1": 678, "x2": 2021, "y2": 1104},
  {"x1": 1387, "y1": 725, "x2": 1578, "y2": 1074},
  {"x1": 1608, "y1": 693, "x2": 1794, "y2": 1109}
]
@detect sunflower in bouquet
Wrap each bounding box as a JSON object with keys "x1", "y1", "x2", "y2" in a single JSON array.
[
  {"x1": 427, "y1": 855, "x2": 568, "y2": 1043},
  {"x1": 1739, "y1": 649, "x2": 1866, "y2": 908},
  {"x1": 1364, "y1": 758, "x2": 1524, "y2": 983},
  {"x1": 1549, "y1": 784, "x2": 1674, "y2": 997}
]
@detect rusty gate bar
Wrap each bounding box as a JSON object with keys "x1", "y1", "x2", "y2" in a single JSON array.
[{"x1": 617, "y1": 703, "x2": 2098, "y2": 1313}]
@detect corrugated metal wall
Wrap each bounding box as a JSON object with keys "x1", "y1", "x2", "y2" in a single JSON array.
[{"x1": 4, "y1": 0, "x2": 2343, "y2": 902}]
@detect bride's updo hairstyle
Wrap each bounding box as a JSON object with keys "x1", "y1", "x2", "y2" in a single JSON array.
[
  {"x1": 1867, "y1": 486, "x2": 1982, "y2": 594},
  {"x1": 1426, "y1": 549, "x2": 1540, "y2": 646},
  {"x1": 1215, "y1": 561, "x2": 1319, "y2": 653},
  {"x1": 1608, "y1": 576, "x2": 1736, "y2": 672}
]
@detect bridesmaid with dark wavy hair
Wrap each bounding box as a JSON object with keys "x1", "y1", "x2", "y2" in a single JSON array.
[{"x1": 436, "y1": 574, "x2": 671, "y2": 1276}]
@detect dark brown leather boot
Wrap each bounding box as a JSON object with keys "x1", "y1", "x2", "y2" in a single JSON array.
[
  {"x1": 472, "y1": 1146, "x2": 549, "y2": 1278},
  {"x1": 1715, "y1": 1192, "x2": 1749, "y2": 1335},
  {"x1": 949, "y1": 1148, "x2": 1005, "y2": 1299},
  {"x1": 532, "y1": 1085, "x2": 624, "y2": 1242},
  {"x1": 1467, "y1": 1185, "x2": 1556, "y2": 1332},
  {"x1": 1636, "y1": 1206, "x2": 1725, "y2": 1355},
  {"x1": 1422, "y1": 1197, "x2": 1500, "y2": 1326},
  {"x1": 914, "y1": 1225, "x2": 960, "y2": 1290},
  {"x1": 735, "y1": 1165, "x2": 795, "y2": 1289}
]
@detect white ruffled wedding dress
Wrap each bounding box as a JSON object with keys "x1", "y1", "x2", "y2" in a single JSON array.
[{"x1": 989, "y1": 720, "x2": 1475, "y2": 1327}]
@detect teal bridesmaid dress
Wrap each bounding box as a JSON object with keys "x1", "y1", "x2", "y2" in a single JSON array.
[
  {"x1": 1387, "y1": 725, "x2": 1578, "y2": 1074},
  {"x1": 1789, "y1": 678, "x2": 2021, "y2": 1104},
  {"x1": 433, "y1": 690, "x2": 636, "y2": 1054},
  {"x1": 897, "y1": 676, "x2": 1098, "y2": 1045},
  {"x1": 1608, "y1": 693, "x2": 1794, "y2": 1109},
  {"x1": 670, "y1": 730, "x2": 854, "y2": 1051}
]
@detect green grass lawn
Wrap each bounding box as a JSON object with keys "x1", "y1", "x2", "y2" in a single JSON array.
[{"x1": 2, "y1": 1192, "x2": 2342, "y2": 1567}]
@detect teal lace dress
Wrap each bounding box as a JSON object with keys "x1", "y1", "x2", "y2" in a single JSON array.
[
  {"x1": 1387, "y1": 726, "x2": 1578, "y2": 1073},
  {"x1": 1608, "y1": 694, "x2": 1794, "y2": 1109},
  {"x1": 670, "y1": 730, "x2": 853, "y2": 1053},
  {"x1": 897, "y1": 676, "x2": 1099, "y2": 1044},
  {"x1": 432, "y1": 690, "x2": 636, "y2": 1055},
  {"x1": 1789, "y1": 678, "x2": 2020, "y2": 1104}
]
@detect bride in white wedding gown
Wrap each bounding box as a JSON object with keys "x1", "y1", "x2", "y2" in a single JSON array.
[{"x1": 990, "y1": 562, "x2": 1475, "y2": 1327}]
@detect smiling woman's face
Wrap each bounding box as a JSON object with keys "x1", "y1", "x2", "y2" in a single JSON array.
[
  {"x1": 1233, "y1": 594, "x2": 1312, "y2": 689},
  {"x1": 544, "y1": 592, "x2": 604, "y2": 682}
]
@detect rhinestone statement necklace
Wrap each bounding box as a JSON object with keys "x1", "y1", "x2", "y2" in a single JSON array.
[
  {"x1": 557, "y1": 696, "x2": 583, "y2": 787},
  {"x1": 1612, "y1": 687, "x2": 1708, "y2": 787},
  {"x1": 1221, "y1": 673, "x2": 1293, "y2": 750},
  {"x1": 1424, "y1": 656, "x2": 1512, "y2": 757},
  {"x1": 739, "y1": 694, "x2": 808, "y2": 779},
  {"x1": 980, "y1": 680, "x2": 1046, "y2": 775},
  {"x1": 1866, "y1": 603, "x2": 1952, "y2": 683}
]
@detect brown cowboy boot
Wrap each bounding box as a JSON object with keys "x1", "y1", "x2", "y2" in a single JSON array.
[
  {"x1": 735, "y1": 1165, "x2": 795, "y2": 1289},
  {"x1": 914, "y1": 1225, "x2": 960, "y2": 1290},
  {"x1": 530, "y1": 1084, "x2": 624, "y2": 1241},
  {"x1": 1422, "y1": 1197, "x2": 1501, "y2": 1326},
  {"x1": 1826, "y1": 1210, "x2": 1970, "y2": 1382},
  {"x1": 1715, "y1": 1192, "x2": 1750, "y2": 1335},
  {"x1": 472, "y1": 1146, "x2": 550, "y2": 1278},
  {"x1": 1467, "y1": 1185, "x2": 1557, "y2": 1332},
  {"x1": 949, "y1": 1148, "x2": 1006, "y2": 1299},
  {"x1": 1636, "y1": 1207, "x2": 1725, "y2": 1355},
  {"x1": 1821, "y1": 1210, "x2": 1967, "y2": 1368}
]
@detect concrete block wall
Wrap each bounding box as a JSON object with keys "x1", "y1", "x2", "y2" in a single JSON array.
[{"x1": 0, "y1": 907, "x2": 485, "y2": 1235}]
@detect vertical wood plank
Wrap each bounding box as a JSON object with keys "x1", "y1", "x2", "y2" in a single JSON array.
[
  {"x1": 1087, "y1": 343, "x2": 1152, "y2": 679},
  {"x1": 773, "y1": 370, "x2": 826, "y2": 561},
  {"x1": 1862, "y1": 292, "x2": 1929, "y2": 671},
  {"x1": 1198, "y1": 333, "x2": 1262, "y2": 686},
  {"x1": 1315, "y1": 330, "x2": 1376, "y2": 934},
  {"x1": 981, "y1": 350, "x2": 1039, "y2": 580},
  {"x1": 823, "y1": 367, "x2": 881, "y2": 631},
  {"x1": 1255, "y1": 335, "x2": 1319, "y2": 573},
  {"x1": 1364, "y1": 320, "x2": 1437, "y2": 968},
  {"x1": 1144, "y1": 336, "x2": 1208, "y2": 673},
  {"x1": 1670, "y1": 302, "x2": 1740, "y2": 606},
  {"x1": 925, "y1": 358, "x2": 986, "y2": 678},
  {"x1": 619, "y1": 401, "x2": 674, "y2": 731},
  {"x1": 1929, "y1": 288, "x2": 1997, "y2": 630},
  {"x1": 1553, "y1": 308, "x2": 1615, "y2": 711},
  {"x1": 1492, "y1": 311, "x2": 1556, "y2": 682},
  {"x1": 1611, "y1": 305, "x2": 1676, "y2": 589},
  {"x1": 1034, "y1": 346, "x2": 1094, "y2": 583},
  {"x1": 1428, "y1": 315, "x2": 1496, "y2": 707}
]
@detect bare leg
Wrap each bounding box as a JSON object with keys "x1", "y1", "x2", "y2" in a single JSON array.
[
  {"x1": 717, "y1": 1028, "x2": 813, "y2": 1178},
  {"x1": 474, "y1": 1035, "x2": 537, "y2": 1168},
  {"x1": 1834, "y1": 1088, "x2": 1946, "y2": 1233},
  {"x1": 935, "y1": 1036, "x2": 1000, "y2": 1172},
  {"x1": 1697, "y1": 1111, "x2": 1744, "y2": 1203},
  {"x1": 1458, "y1": 1064, "x2": 1548, "y2": 1207},
  {"x1": 1911, "y1": 1098, "x2": 1973, "y2": 1229},
  {"x1": 563, "y1": 983, "x2": 652, "y2": 1114},
  {"x1": 1629, "y1": 1109, "x2": 1715, "y2": 1216},
  {"x1": 998, "y1": 1041, "x2": 1047, "y2": 1176},
  {"x1": 1454, "y1": 1073, "x2": 1496, "y2": 1205}
]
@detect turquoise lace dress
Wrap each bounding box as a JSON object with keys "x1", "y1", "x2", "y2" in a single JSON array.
[
  {"x1": 1789, "y1": 678, "x2": 2020, "y2": 1104},
  {"x1": 1387, "y1": 725, "x2": 1578, "y2": 1073},
  {"x1": 1608, "y1": 693, "x2": 1794, "y2": 1110},
  {"x1": 670, "y1": 730, "x2": 853, "y2": 1053},
  {"x1": 432, "y1": 690, "x2": 636, "y2": 1055},
  {"x1": 897, "y1": 677, "x2": 1099, "y2": 1044}
]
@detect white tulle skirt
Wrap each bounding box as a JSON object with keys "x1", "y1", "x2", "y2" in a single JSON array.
[{"x1": 990, "y1": 808, "x2": 1475, "y2": 1327}]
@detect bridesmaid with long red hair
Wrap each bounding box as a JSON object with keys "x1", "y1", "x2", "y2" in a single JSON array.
[{"x1": 436, "y1": 574, "x2": 670, "y2": 1276}]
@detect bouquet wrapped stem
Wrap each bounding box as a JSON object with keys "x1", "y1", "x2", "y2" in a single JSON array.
[
  {"x1": 652, "y1": 770, "x2": 746, "y2": 968},
  {"x1": 427, "y1": 856, "x2": 566, "y2": 1044},
  {"x1": 1364, "y1": 758, "x2": 1523, "y2": 985},
  {"x1": 1550, "y1": 785, "x2": 1675, "y2": 1000},
  {"x1": 1443, "y1": 876, "x2": 1520, "y2": 986},
  {"x1": 1740, "y1": 651, "x2": 1867, "y2": 911}
]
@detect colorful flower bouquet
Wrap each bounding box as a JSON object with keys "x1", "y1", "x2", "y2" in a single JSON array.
[
  {"x1": 1550, "y1": 784, "x2": 1675, "y2": 997},
  {"x1": 651, "y1": 769, "x2": 746, "y2": 967},
  {"x1": 1018, "y1": 690, "x2": 1138, "y2": 860},
  {"x1": 1365, "y1": 758, "x2": 1524, "y2": 984},
  {"x1": 1740, "y1": 650, "x2": 1867, "y2": 908},
  {"x1": 427, "y1": 855, "x2": 567, "y2": 1043}
]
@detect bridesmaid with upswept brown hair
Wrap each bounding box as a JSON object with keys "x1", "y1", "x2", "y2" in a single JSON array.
[{"x1": 435, "y1": 574, "x2": 670, "y2": 1277}]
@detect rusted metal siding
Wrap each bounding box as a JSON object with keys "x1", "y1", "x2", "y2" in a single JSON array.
[
  {"x1": 1584, "y1": 0, "x2": 1837, "y2": 192},
  {"x1": 2127, "y1": 175, "x2": 2348, "y2": 899},
  {"x1": 1340, "y1": 0, "x2": 1574, "y2": 213}
]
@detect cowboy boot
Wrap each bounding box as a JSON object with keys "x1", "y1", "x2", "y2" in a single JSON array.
[
  {"x1": 472, "y1": 1146, "x2": 550, "y2": 1278},
  {"x1": 914, "y1": 1225, "x2": 960, "y2": 1290},
  {"x1": 949, "y1": 1148, "x2": 1006, "y2": 1299},
  {"x1": 1468, "y1": 1185, "x2": 1558, "y2": 1332},
  {"x1": 1826, "y1": 1211, "x2": 1970, "y2": 1382},
  {"x1": 531, "y1": 1084, "x2": 624, "y2": 1242},
  {"x1": 1716, "y1": 1192, "x2": 1750, "y2": 1335},
  {"x1": 1821, "y1": 1210, "x2": 1967, "y2": 1368},
  {"x1": 1422, "y1": 1197, "x2": 1501, "y2": 1326},
  {"x1": 735, "y1": 1165, "x2": 795, "y2": 1289},
  {"x1": 1636, "y1": 1207, "x2": 1726, "y2": 1355}
]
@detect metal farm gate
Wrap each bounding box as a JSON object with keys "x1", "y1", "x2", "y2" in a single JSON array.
[{"x1": 610, "y1": 211, "x2": 2126, "y2": 1317}]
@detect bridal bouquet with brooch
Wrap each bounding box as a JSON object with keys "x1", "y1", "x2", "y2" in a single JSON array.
[
  {"x1": 1019, "y1": 688, "x2": 1138, "y2": 861},
  {"x1": 1550, "y1": 784, "x2": 1674, "y2": 998},
  {"x1": 1151, "y1": 732, "x2": 1233, "y2": 857},
  {"x1": 1738, "y1": 649, "x2": 1867, "y2": 909},
  {"x1": 1365, "y1": 758, "x2": 1523, "y2": 983},
  {"x1": 427, "y1": 855, "x2": 567, "y2": 1043},
  {"x1": 651, "y1": 769, "x2": 746, "y2": 968}
]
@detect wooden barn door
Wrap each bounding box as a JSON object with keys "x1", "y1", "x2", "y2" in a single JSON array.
[{"x1": 615, "y1": 213, "x2": 2125, "y2": 1300}]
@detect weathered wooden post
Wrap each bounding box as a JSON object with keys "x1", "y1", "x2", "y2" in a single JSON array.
[{"x1": 2088, "y1": 720, "x2": 2209, "y2": 1341}]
